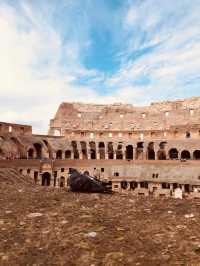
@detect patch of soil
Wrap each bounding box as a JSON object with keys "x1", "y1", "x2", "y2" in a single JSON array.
[{"x1": 1, "y1": 180, "x2": 200, "y2": 265}]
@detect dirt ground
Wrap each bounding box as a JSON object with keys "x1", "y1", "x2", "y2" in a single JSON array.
[{"x1": 1, "y1": 180, "x2": 200, "y2": 266}]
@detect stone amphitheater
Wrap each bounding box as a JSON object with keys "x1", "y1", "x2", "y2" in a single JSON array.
[{"x1": 1, "y1": 96, "x2": 200, "y2": 198}]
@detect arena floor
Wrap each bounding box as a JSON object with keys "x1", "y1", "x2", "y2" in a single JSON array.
[{"x1": 1, "y1": 177, "x2": 200, "y2": 265}]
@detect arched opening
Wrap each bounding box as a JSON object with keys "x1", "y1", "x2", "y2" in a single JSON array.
[
  {"x1": 56, "y1": 150, "x2": 62, "y2": 159},
  {"x1": 169, "y1": 148, "x2": 179, "y2": 160},
  {"x1": 89, "y1": 142, "x2": 96, "y2": 159},
  {"x1": 43, "y1": 139, "x2": 52, "y2": 159},
  {"x1": 193, "y1": 150, "x2": 200, "y2": 160},
  {"x1": 42, "y1": 172, "x2": 51, "y2": 186},
  {"x1": 121, "y1": 181, "x2": 128, "y2": 190},
  {"x1": 60, "y1": 176, "x2": 65, "y2": 187},
  {"x1": 83, "y1": 170, "x2": 90, "y2": 176},
  {"x1": 136, "y1": 142, "x2": 144, "y2": 160},
  {"x1": 33, "y1": 143, "x2": 42, "y2": 159},
  {"x1": 91, "y1": 149, "x2": 96, "y2": 159},
  {"x1": 28, "y1": 148, "x2": 34, "y2": 159},
  {"x1": 71, "y1": 141, "x2": 79, "y2": 159},
  {"x1": 157, "y1": 150, "x2": 166, "y2": 160},
  {"x1": 108, "y1": 142, "x2": 114, "y2": 159},
  {"x1": 126, "y1": 145, "x2": 133, "y2": 160},
  {"x1": 186, "y1": 131, "x2": 191, "y2": 138},
  {"x1": 116, "y1": 144, "x2": 123, "y2": 159},
  {"x1": 65, "y1": 150, "x2": 71, "y2": 159},
  {"x1": 10, "y1": 137, "x2": 24, "y2": 158},
  {"x1": 81, "y1": 141, "x2": 87, "y2": 159},
  {"x1": 147, "y1": 142, "x2": 155, "y2": 160},
  {"x1": 43, "y1": 140, "x2": 48, "y2": 147},
  {"x1": 157, "y1": 142, "x2": 167, "y2": 160},
  {"x1": 74, "y1": 150, "x2": 79, "y2": 159},
  {"x1": 99, "y1": 142, "x2": 105, "y2": 159},
  {"x1": 181, "y1": 150, "x2": 191, "y2": 160},
  {"x1": 0, "y1": 148, "x2": 5, "y2": 159}
]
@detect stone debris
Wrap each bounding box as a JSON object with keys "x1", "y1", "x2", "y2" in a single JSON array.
[
  {"x1": 5, "y1": 210, "x2": 12, "y2": 214},
  {"x1": 185, "y1": 214, "x2": 194, "y2": 218},
  {"x1": 27, "y1": 212, "x2": 43, "y2": 218},
  {"x1": 86, "y1": 232, "x2": 97, "y2": 238}
]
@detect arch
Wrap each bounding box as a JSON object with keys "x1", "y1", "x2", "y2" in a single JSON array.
[
  {"x1": 147, "y1": 142, "x2": 155, "y2": 160},
  {"x1": 193, "y1": 150, "x2": 200, "y2": 160},
  {"x1": 0, "y1": 148, "x2": 5, "y2": 159},
  {"x1": 10, "y1": 137, "x2": 24, "y2": 158},
  {"x1": 43, "y1": 140, "x2": 48, "y2": 147},
  {"x1": 33, "y1": 143, "x2": 42, "y2": 159},
  {"x1": 60, "y1": 176, "x2": 65, "y2": 187},
  {"x1": 116, "y1": 144, "x2": 123, "y2": 159},
  {"x1": 71, "y1": 141, "x2": 79, "y2": 159},
  {"x1": 83, "y1": 170, "x2": 90, "y2": 176},
  {"x1": 181, "y1": 150, "x2": 191, "y2": 160},
  {"x1": 126, "y1": 145, "x2": 133, "y2": 160},
  {"x1": 89, "y1": 142, "x2": 96, "y2": 159},
  {"x1": 56, "y1": 150, "x2": 62, "y2": 159},
  {"x1": 186, "y1": 131, "x2": 191, "y2": 138},
  {"x1": 136, "y1": 142, "x2": 144, "y2": 160},
  {"x1": 99, "y1": 142, "x2": 105, "y2": 159},
  {"x1": 74, "y1": 150, "x2": 79, "y2": 159},
  {"x1": 28, "y1": 148, "x2": 34, "y2": 159},
  {"x1": 42, "y1": 139, "x2": 53, "y2": 159},
  {"x1": 121, "y1": 181, "x2": 128, "y2": 190},
  {"x1": 91, "y1": 149, "x2": 96, "y2": 159},
  {"x1": 80, "y1": 141, "x2": 87, "y2": 159},
  {"x1": 65, "y1": 150, "x2": 71, "y2": 159},
  {"x1": 107, "y1": 142, "x2": 114, "y2": 159},
  {"x1": 157, "y1": 150, "x2": 166, "y2": 160},
  {"x1": 169, "y1": 148, "x2": 179, "y2": 160},
  {"x1": 42, "y1": 172, "x2": 51, "y2": 186}
]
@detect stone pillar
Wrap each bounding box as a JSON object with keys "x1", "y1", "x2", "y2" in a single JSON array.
[
  {"x1": 165, "y1": 145, "x2": 170, "y2": 160},
  {"x1": 78, "y1": 142, "x2": 83, "y2": 160},
  {"x1": 79, "y1": 151, "x2": 83, "y2": 160},
  {"x1": 121, "y1": 147, "x2": 126, "y2": 160},
  {"x1": 143, "y1": 143, "x2": 148, "y2": 160},
  {"x1": 96, "y1": 152, "x2": 100, "y2": 160},
  {"x1": 56, "y1": 176, "x2": 60, "y2": 187},
  {"x1": 154, "y1": 143, "x2": 160, "y2": 160},
  {"x1": 86, "y1": 142, "x2": 91, "y2": 159},
  {"x1": 133, "y1": 147, "x2": 136, "y2": 160}
]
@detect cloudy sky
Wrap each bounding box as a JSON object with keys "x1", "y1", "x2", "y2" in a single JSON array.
[{"x1": 0, "y1": 0, "x2": 200, "y2": 133}]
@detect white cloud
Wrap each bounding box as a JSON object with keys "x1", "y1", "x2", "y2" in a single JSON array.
[
  {"x1": 0, "y1": 0, "x2": 199, "y2": 134},
  {"x1": 0, "y1": 2, "x2": 101, "y2": 133},
  {"x1": 108, "y1": 0, "x2": 200, "y2": 102}
]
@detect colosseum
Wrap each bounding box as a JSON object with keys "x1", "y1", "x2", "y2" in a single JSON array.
[{"x1": 1, "y1": 96, "x2": 200, "y2": 198}]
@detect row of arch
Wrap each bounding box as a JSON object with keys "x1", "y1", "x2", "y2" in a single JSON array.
[
  {"x1": 1, "y1": 137, "x2": 200, "y2": 161},
  {"x1": 53, "y1": 145, "x2": 200, "y2": 161},
  {"x1": 41, "y1": 172, "x2": 66, "y2": 187}
]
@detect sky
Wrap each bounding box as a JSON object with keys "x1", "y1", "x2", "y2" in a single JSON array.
[{"x1": 0, "y1": 0, "x2": 200, "y2": 133}]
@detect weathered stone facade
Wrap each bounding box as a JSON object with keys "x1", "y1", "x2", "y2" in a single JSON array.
[{"x1": 1, "y1": 96, "x2": 200, "y2": 198}]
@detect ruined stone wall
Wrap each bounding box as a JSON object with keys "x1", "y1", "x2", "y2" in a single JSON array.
[
  {"x1": 48, "y1": 97, "x2": 200, "y2": 139},
  {"x1": 0, "y1": 122, "x2": 32, "y2": 136}
]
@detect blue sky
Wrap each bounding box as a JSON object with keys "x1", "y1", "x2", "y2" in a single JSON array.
[{"x1": 0, "y1": 0, "x2": 200, "y2": 132}]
